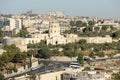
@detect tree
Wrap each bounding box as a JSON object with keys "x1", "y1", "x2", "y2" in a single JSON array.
[
  {"x1": 1, "y1": 53, "x2": 9, "y2": 63},
  {"x1": 38, "y1": 40, "x2": 47, "y2": 48},
  {"x1": 70, "y1": 20, "x2": 87, "y2": 27},
  {"x1": 101, "y1": 25, "x2": 108, "y2": 31},
  {"x1": 83, "y1": 66, "x2": 91, "y2": 71},
  {"x1": 3, "y1": 44, "x2": 21, "y2": 53},
  {"x1": 77, "y1": 52, "x2": 84, "y2": 65},
  {"x1": 27, "y1": 43, "x2": 36, "y2": 48},
  {"x1": 76, "y1": 21, "x2": 83, "y2": 27},
  {"x1": 63, "y1": 43, "x2": 77, "y2": 58},
  {"x1": 13, "y1": 64, "x2": 17, "y2": 72},
  {"x1": 89, "y1": 52, "x2": 95, "y2": 58},
  {"x1": 88, "y1": 21, "x2": 95, "y2": 26},
  {"x1": 12, "y1": 52, "x2": 27, "y2": 63},
  {"x1": 0, "y1": 44, "x2": 29, "y2": 74},
  {"x1": 94, "y1": 27, "x2": 100, "y2": 32},
  {"x1": 78, "y1": 39, "x2": 86, "y2": 44},
  {"x1": 64, "y1": 43, "x2": 75, "y2": 50},
  {"x1": 52, "y1": 49, "x2": 59, "y2": 56},
  {"x1": 65, "y1": 50, "x2": 73, "y2": 58},
  {"x1": 37, "y1": 47, "x2": 51, "y2": 59},
  {"x1": 112, "y1": 72, "x2": 120, "y2": 80},
  {"x1": 16, "y1": 26, "x2": 29, "y2": 37},
  {"x1": 112, "y1": 30, "x2": 120, "y2": 38},
  {"x1": 12, "y1": 53, "x2": 23, "y2": 63},
  {"x1": 27, "y1": 50, "x2": 36, "y2": 57},
  {"x1": 21, "y1": 52, "x2": 27, "y2": 60},
  {"x1": 70, "y1": 21, "x2": 76, "y2": 26},
  {"x1": 29, "y1": 57, "x2": 32, "y2": 68},
  {"x1": 2, "y1": 44, "x2": 22, "y2": 63},
  {"x1": 0, "y1": 73, "x2": 4, "y2": 80},
  {"x1": 0, "y1": 60, "x2": 4, "y2": 69}
]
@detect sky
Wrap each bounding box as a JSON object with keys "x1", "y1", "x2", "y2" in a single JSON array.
[{"x1": 0, "y1": 0, "x2": 120, "y2": 19}]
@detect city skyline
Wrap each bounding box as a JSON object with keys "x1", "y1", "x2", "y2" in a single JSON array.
[{"x1": 0, "y1": 0, "x2": 120, "y2": 19}]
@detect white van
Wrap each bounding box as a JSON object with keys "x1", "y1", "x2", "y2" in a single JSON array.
[{"x1": 31, "y1": 67, "x2": 37, "y2": 70}]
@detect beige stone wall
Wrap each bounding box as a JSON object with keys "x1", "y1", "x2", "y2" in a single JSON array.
[
  {"x1": 15, "y1": 70, "x2": 66, "y2": 80},
  {"x1": 2, "y1": 37, "x2": 27, "y2": 52},
  {"x1": 86, "y1": 37, "x2": 112, "y2": 43},
  {"x1": 50, "y1": 56, "x2": 77, "y2": 62},
  {"x1": 25, "y1": 38, "x2": 41, "y2": 44},
  {"x1": 37, "y1": 71, "x2": 65, "y2": 80}
]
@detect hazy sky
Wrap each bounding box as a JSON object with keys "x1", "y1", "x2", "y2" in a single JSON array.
[{"x1": 0, "y1": 0, "x2": 120, "y2": 18}]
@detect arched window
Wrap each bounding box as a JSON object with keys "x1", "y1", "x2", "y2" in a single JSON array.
[{"x1": 55, "y1": 41, "x2": 58, "y2": 45}]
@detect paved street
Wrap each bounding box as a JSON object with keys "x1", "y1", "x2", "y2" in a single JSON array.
[{"x1": 5, "y1": 60, "x2": 70, "y2": 79}]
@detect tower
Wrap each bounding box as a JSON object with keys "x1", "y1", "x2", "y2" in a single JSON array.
[{"x1": 49, "y1": 22, "x2": 60, "y2": 38}]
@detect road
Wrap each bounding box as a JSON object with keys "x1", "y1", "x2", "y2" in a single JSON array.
[
  {"x1": 84, "y1": 56, "x2": 120, "y2": 62},
  {"x1": 5, "y1": 60, "x2": 70, "y2": 80},
  {"x1": 31, "y1": 60, "x2": 70, "y2": 74}
]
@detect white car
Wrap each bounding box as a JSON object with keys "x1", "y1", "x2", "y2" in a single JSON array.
[{"x1": 70, "y1": 62, "x2": 80, "y2": 68}]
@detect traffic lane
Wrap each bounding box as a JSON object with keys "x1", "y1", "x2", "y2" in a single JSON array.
[
  {"x1": 84, "y1": 56, "x2": 120, "y2": 62},
  {"x1": 5, "y1": 61, "x2": 70, "y2": 79},
  {"x1": 30, "y1": 62, "x2": 64, "y2": 74}
]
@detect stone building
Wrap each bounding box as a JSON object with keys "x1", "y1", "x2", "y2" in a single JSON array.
[
  {"x1": 1, "y1": 22, "x2": 113, "y2": 52},
  {"x1": 1, "y1": 18, "x2": 22, "y2": 37},
  {"x1": 47, "y1": 22, "x2": 67, "y2": 45}
]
